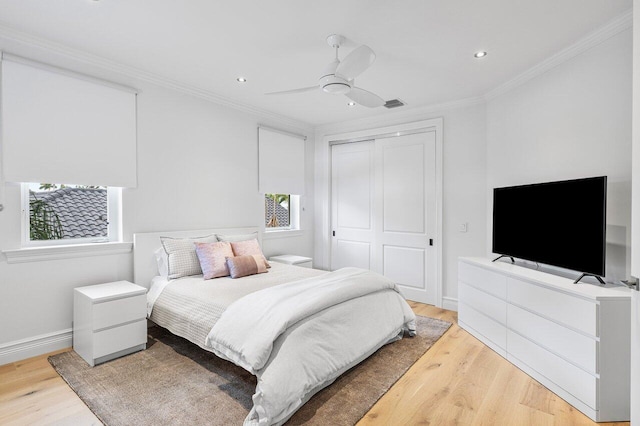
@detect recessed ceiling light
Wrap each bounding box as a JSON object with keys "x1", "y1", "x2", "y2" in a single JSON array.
[
  {"x1": 236, "y1": 77, "x2": 247, "y2": 83},
  {"x1": 474, "y1": 51, "x2": 487, "y2": 58},
  {"x1": 347, "y1": 101, "x2": 356, "y2": 107}
]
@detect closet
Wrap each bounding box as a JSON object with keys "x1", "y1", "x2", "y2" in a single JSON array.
[{"x1": 330, "y1": 131, "x2": 437, "y2": 304}]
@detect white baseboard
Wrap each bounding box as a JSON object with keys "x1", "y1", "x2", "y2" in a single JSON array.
[
  {"x1": 442, "y1": 296, "x2": 458, "y2": 312},
  {"x1": 0, "y1": 328, "x2": 72, "y2": 366}
]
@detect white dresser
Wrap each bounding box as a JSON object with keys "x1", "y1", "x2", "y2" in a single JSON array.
[
  {"x1": 458, "y1": 257, "x2": 631, "y2": 422},
  {"x1": 73, "y1": 281, "x2": 147, "y2": 367}
]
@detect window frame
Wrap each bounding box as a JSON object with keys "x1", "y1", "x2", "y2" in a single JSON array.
[
  {"x1": 264, "y1": 194, "x2": 300, "y2": 233},
  {"x1": 21, "y1": 183, "x2": 122, "y2": 247}
]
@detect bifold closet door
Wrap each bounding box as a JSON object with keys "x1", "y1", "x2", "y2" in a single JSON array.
[{"x1": 330, "y1": 132, "x2": 436, "y2": 304}]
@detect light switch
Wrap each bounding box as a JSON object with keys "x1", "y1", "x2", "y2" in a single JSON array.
[{"x1": 459, "y1": 222, "x2": 468, "y2": 233}]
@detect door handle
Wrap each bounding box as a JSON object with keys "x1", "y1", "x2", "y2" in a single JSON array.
[{"x1": 429, "y1": 238, "x2": 433, "y2": 246}]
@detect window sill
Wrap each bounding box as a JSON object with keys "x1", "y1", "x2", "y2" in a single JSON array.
[
  {"x1": 262, "y1": 229, "x2": 304, "y2": 240},
  {"x1": 3, "y1": 241, "x2": 133, "y2": 264}
]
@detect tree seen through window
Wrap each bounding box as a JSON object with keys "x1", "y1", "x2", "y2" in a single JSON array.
[{"x1": 265, "y1": 194, "x2": 290, "y2": 228}]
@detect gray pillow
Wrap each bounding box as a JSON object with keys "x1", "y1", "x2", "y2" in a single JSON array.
[{"x1": 161, "y1": 234, "x2": 218, "y2": 279}]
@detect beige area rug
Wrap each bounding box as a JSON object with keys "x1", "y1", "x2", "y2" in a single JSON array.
[{"x1": 49, "y1": 316, "x2": 451, "y2": 426}]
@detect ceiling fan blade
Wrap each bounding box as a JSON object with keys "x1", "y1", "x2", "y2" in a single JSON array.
[
  {"x1": 335, "y1": 45, "x2": 376, "y2": 80},
  {"x1": 265, "y1": 86, "x2": 319, "y2": 95},
  {"x1": 346, "y1": 87, "x2": 385, "y2": 108}
]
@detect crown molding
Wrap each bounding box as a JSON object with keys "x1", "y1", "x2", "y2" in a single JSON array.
[
  {"x1": 0, "y1": 22, "x2": 314, "y2": 134},
  {"x1": 484, "y1": 9, "x2": 632, "y2": 101}
]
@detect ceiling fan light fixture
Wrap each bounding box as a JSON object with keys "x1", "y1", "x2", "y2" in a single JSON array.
[
  {"x1": 320, "y1": 74, "x2": 351, "y2": 94},
  {"x1": 323, "y1": 83, "x2": 350, "y2": 94}
]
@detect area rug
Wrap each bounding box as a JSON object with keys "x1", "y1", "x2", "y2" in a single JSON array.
[{"x1": 49, "y1": 315, "x2": 451, "y2": 425}]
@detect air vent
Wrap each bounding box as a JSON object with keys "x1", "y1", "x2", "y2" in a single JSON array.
[{"x1": 383, "y1": 99, "x2": 406, "y2": 109}]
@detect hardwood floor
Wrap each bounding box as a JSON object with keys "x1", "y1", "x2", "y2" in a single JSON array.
[
  {"x1": 359, "y1": 302, "x2": 629, "y2": 426},
  {"x1": 0, "y1": 302, "x2": 630, "y2": 425}
]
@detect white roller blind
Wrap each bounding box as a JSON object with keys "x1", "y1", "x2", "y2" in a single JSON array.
[
  {"x1": 1, "y1": 56, "x2": 137, "y2": 187},
  {"x1": 258, "y1": 127, "x2": 305, "y2": 195}
]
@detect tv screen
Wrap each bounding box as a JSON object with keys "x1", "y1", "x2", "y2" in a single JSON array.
[{"x1": 492, "y1": 176, "x2": 607, "y2": 276}]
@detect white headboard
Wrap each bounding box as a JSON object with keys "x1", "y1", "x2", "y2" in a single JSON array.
[{"x1": 133, "y1": 226, "x2": 261, "y2": 288}]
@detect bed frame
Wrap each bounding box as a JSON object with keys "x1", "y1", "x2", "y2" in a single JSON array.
[{"x1": 133, "y1": 226, "x2": 261, "y2": 288}]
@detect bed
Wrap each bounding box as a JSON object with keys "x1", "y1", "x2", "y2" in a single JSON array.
[{"x1": 134, "y1": 227, "x2": 416, "y2": 425}]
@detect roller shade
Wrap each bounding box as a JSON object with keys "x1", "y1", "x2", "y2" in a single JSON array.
[
  {"x1": 258, "y1": 127, "x2": 305, "y2": 195},
  {"x1": 1, "y1": 55, "x2": 137, "y2": 187}
]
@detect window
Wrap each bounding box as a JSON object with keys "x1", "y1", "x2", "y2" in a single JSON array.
[
  {"x1": 264, "y1": 194, "x2": 299, "y2": 231},
  {"x1": 22, "y1": 183, "x2": 121, "y2": 245}
]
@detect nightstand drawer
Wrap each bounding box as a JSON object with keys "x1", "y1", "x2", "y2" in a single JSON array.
[
  {"x1": 93, "y1": 294, "x2": 146, "y2": 331},
  {"x1": 93, "y1": 319, "x2": 147, "y2": 359}
]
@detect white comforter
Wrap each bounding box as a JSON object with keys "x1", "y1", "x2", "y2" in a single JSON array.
[{"x1": 205, "y1": 267, "x2": 416, "y2": 425}]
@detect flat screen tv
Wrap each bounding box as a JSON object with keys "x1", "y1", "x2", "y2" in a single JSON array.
[{"x1": 492, "y1": 176, "x2": 607, "y2": 280}]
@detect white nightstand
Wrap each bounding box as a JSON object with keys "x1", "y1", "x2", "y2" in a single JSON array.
[
  {"x1": 73, "y1": 281, "x2": 147, "y2": 367},
  {"x1": 269, "y1": 254, "x2": 313, "y2": 268}
]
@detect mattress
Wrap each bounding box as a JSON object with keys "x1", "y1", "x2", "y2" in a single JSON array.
[{"x1": 147, "y1": 262, "x2": 326, "y2": 350}]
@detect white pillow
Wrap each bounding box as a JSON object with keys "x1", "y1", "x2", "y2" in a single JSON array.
[
  {"x1": 154, "y1": 247, "x2": 169, "y2": 277},
  {"x1": 161, "y1": 234, "x2": 218, "y2": 280}
]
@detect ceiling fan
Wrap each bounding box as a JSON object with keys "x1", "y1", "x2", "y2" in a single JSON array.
[{"x1": 266, "y1": 34, "x2": 385, "y2": 108}]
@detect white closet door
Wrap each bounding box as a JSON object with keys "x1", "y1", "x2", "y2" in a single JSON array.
[
  {"x1": 330, "y1": 132, "x2": 436, "y2": 304},
  {"x1": 375, "y1": 132, "x2": 436, "y2": 304},
  {"x1": 331, "y1": 141, "x2": 375, "y2": 271}
]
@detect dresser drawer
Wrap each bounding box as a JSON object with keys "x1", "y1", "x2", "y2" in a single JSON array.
[
  {"x1": 508, "y1": 304, "x2": 597, "y2": 374},
  {"x1": 459, "y1": 281, "x2": 506, "y2": 324},
  {"x1": 93, "y1": 294, "x2": 146, "y2": 331},
  {"x1": 93, "y1": 319, "x2": 147, "y2": 359},
  {"x1": 507, "y1": 277, "x2": 598, "y2": 336},
  {"x1": 459, "y1": 261, "x2": 507, "y2": 299},
  {"x1": 508, "y1": 330, "x2": 597, "y2": 409},
  {"x1": 459, "y1": 301, "x2": 506, "y2": 351}
]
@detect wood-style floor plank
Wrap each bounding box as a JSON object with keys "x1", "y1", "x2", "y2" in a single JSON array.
[
  {"x1": 359, "y1": 303, "x2": 629, "y2": 426},
  {"x1": 0, "y1": 303, "x2": 630, "y2": 426}
]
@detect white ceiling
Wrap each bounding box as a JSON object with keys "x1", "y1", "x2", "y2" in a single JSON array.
[{"x1": 0, "y1": 0, "x2": 632, "y2": 126}]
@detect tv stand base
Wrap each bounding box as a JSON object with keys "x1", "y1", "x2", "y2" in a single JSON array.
[
  {"x1": 574, "y1": 273, "x2": 606, "y2": 285},
  {"x1": 492, "y1": 254, "x2": 515, "y2": 263}
]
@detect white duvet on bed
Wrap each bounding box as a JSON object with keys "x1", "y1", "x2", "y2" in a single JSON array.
[{"x1": 205, "y1": 267, "x2": 416, "y2": 425}]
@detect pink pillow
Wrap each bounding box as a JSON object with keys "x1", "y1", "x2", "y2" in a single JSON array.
[
  {"x1": 230, "y1": 239, "x2": 270, "y2": 268},
  {"x1": 226, "y1": 255, "x2": 268, "y2": 279},
  {"x1": 194, "y1": 241, "x2": 234, "y2": 279}
]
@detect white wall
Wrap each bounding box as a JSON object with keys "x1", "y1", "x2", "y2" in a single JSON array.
[
  {"x1": 0, "y1": 48, "x2": 315, "y2": 364},
  {"x1": 123, "y1": 85, "x2": 315, "y2": 253},
  {"x1": 486, "y1": 29, "x2": 633, "y2": 283},
  {"x1": 313, "y1": 102, "x2": 488, "y2": 309}
]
